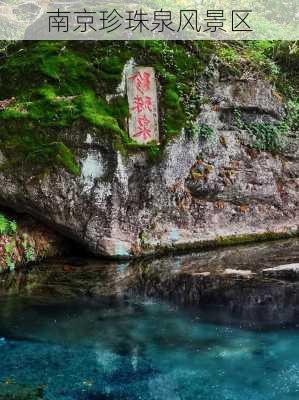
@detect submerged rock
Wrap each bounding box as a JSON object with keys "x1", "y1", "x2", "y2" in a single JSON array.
[
  {"x1": 0, "y1": 384, "x2": 44, "y2": 400},
  {"x1": 263, "y1": 263, "x2": 299, "y2": 281}
]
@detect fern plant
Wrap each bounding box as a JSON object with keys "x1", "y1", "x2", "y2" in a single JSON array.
[{"x1": 0, "y1": 214, "x2": 17, "y2": 236}]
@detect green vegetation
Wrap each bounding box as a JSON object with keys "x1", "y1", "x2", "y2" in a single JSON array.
[
  {"x1": 0, "y1": 40, "x2": 216, "y2": 171},
  {"x1": 0, "y1": 40, "x2": 298, "y2": 174},
  {"x1": 0, "y1": 213, "x2": 17, "y2": 236},
  {"x1": 216, "y1": 41, "x2": 299, "y2": 95},
  {"x1": 216, "y1": 42, "x2": 299, "y2": 149},
  {"x1": 5, "y1": 240, "x2": 16, "y2": 270},
  {"x1": 247, "y1": 123, "x2": 287, "y2": 153},
  {"x1": 0, "y1": 212, "x2": 37, "y2": 270},
  {"x1": 148, "y1": 229, "x2": 299, "y2": 257},
  {"x1": 214, "y1": 231, "x2": 298, "y2": 247},
  {"x1": 22, "y1": 233, "x2": 36, "y2": 263},
  {"x1": 233, "y1": 109, "x2": 288, "y2": 153},
  {"x1": 197, "y1": 124, "x2": 214, "y2": 139},
  {"x1": 0, "y1": 212, "x2": 18, "y2": 270},
  {"x1": 285, "y1": 98, "x2": 299, "y2": 131}
]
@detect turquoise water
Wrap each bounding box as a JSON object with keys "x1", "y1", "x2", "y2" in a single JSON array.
[{"x1": 0, "y1": 297, "x2": 299, "y2": 400}]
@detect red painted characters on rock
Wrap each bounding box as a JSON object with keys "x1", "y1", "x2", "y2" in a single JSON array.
[
  {"x1": 129, "y1": 71, "x2": 151, "y2": 94},
  {"x1": 133, "y1": 95, "x2": 153, "y2": 113},
  {"x1": 129, "y1": 70, "x2": 154, "y2": 141},
  {"x1": 133, "y1": 114, "x2": 151, "y2": 141}
]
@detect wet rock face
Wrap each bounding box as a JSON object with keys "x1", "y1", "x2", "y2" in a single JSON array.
[{"x1": 0, "y1": 76, "x2": 298, "y2": 258}]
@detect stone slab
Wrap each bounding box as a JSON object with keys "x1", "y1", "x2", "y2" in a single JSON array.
[{"x1": 126, "y1": 66, "x2": 159, "y2": 144}]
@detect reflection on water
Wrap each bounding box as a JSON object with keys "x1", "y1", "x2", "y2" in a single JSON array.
[
  {"x1": 1, "y1": 238, "x2": 299, "y2": 327},
  {"x1": 0, "y1": 238, "x2": 299, "y2": 399},
  {"x1": 0, "y1": 297, "x2": 299, "y2": 400}
]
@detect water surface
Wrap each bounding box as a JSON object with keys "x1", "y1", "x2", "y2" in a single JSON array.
[
  {"x1": 0, "y1": 296, "x2": 299, "y2": 400},
  {"x1": 1, "y1": 238, "x2": 299, "y2": 399}
]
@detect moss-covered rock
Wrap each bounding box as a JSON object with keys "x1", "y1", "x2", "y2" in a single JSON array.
[
  {"x1": 0, "y1": 41, "x2": 217, "y2": 173},
  {"x1": 0, "y1": 40, "x2": 298, "y2": 258},
  {"x1": 1, "y1": 40, "x2": 297, "y2": 175}
]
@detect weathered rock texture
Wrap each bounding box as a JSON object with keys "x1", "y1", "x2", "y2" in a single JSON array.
[{"x1": 0, "y1": 77, "x2": 298, "y2": 257}]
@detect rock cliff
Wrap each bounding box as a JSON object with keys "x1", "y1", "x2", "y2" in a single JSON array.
[{"x1": 0, "y1": 42, "x2": 298, "y2": 258}]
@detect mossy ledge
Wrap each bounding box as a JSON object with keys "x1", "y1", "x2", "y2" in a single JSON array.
[{"x1": 135, "y1": 230, "x2": 299, "y2": 260}]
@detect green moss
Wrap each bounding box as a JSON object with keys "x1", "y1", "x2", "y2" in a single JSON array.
[
  {"x1": 164, "y1": 88, "x2": 180, "y2": 107},
  {"x1": 214, "y1": 231, "x2": 297, "y2": 247},
  {"x1": 54, "y1": 142, "x2": 80, "y2": 176},
  {"x1": 136, "y1": 227, "x2": 299, "y2": 259},
  {"x1": 80, "y1": 91, "x2": 124, "y2": 134},
  {"x1": 155, "y1": 230, "x2": 299, "y2": 258},
  {"x1": 39, "y1": 49, "x2": 92, "y2": 85},
  {"x1": 0, "y1": 40, "x2": 217, "y2": 172},
  {"x1": 3, "y1": 40, "x2": 296, "y2": 174},
  {"x1": 216, "y1": 41, "x2": 299, "y2": 100},
  {"x1": 0, "y1": 133, "x2": 80, "y2": 176}
]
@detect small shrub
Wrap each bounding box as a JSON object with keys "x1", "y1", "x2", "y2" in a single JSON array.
[
  {"x1": 5, "y1": 256, "x2": 15, "y2": 271},
  {"x1": 0, "y1": 214, "x2": 17, "y2": 236},
  {"x1": 25, "y1": 247, "x2": 35, "y2": 263},
  {"x1": 191, "y1": 123, "x2": 214, "y2": 139},
  {"x1": 234, "y1": 109, "x2": 286, "y2": 153},
  {"x1": 249, "y1": 123, "x2": 286, "y2": 152},
  {"x1": 285, "y1": 99, "x2": 299, "y2": 131}
]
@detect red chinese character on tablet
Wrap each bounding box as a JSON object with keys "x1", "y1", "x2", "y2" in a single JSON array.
[
  {"x1": 133, "y1": 95, "x2": 153, "y2": 113},
  {"x1": 143, "y1": 96, "x2": 153, "y2": 111},
  {"x1": 133, "y1": 115, "x2": 151, "y2": 140},
  {"x1": 129, "y1": 71, "x2": 151, "y2": 93}
]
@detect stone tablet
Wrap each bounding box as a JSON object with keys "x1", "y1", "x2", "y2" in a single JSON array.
[{"x1": 126, "y1": 66, "x2": 159, "y2": 144}]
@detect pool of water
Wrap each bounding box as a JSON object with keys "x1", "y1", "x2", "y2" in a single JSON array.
[{"x1": 1, "y1": 296, "x2": 299, "y2": 400}]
